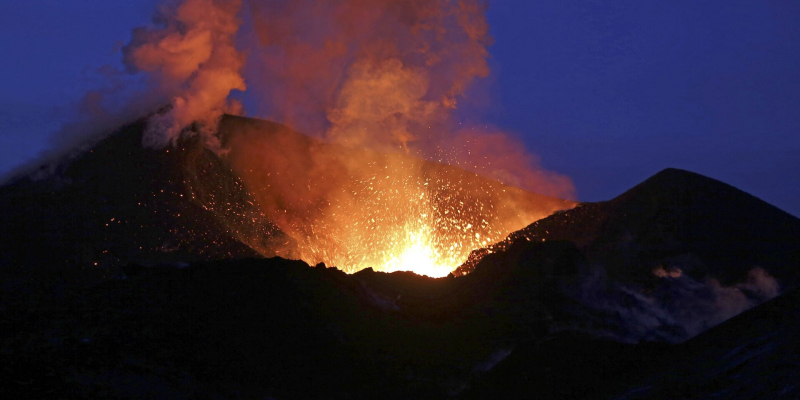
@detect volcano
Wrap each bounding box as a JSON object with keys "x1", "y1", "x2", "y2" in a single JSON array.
[
  {"x1": 2, "y1": 117, "x2": 800, "y2": 399},
  {"x1": 0, "y1": 114, "x2": 574, "y2": 278}
]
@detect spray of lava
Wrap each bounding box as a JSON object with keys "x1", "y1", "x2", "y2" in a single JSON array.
[
  {"x1": 112, "y1": 0, "x2": 575, "y2": 276},
  {"x1": 205, "y1": 118, "x2": 574, "y2": 277}
]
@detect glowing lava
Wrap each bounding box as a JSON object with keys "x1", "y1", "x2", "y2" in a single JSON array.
[
  {"x1": 187, "y1": 119, "x2": 576, "y2": 278},
  {"x1": 383, "y1": 228, "x2": 451, "y2": 278}
]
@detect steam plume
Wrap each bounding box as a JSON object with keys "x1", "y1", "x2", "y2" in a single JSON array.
[{"x1": 567, "y1": 266, "x2": 782, "y2": 343}]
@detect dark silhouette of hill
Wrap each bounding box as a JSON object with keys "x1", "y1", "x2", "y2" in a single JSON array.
[
  {"x1": 0, "y1": 246, "x2": 662, "y2": 399},
  {"x1": 459, "y1": 168, "x2": 800, "y2": 287},
  {"x1": 451, "y1": 168, "x2": 800, "y2": 399},
  {"x1": 4, "y1": 236, "x2": 798, "y2": 399}
]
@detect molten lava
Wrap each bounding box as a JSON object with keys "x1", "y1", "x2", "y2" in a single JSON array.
[{"x1": 381, "y1": 222, "x2": 466, "y2": 278}]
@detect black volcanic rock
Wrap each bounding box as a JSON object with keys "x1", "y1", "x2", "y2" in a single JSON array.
[
  {"x1": 459, "y1": 287, "x2": 800, "y2": 400},
  {"x1": 0, "y1": 256, "x2": 557, "y2": 399},
  {"x1": 0, "y1": 242, "x2": 669, "y2": 399},
  {"x1": 449, "y1": 169, "x2": 800, "y2": 399},
  {"x1": 5, "y1": 234, "x2": 794, "y2": 399}
]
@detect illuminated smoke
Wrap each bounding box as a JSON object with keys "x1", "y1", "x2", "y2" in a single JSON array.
[
  {"x1": 246, "y1": 0, "x2": 492, "y2": 148},
  {"x1": 652, "y1": 265, "x2": 683, "y2": 278},
  {"x1": 122, "y1": 0, "x2": 246, "y2": 151}
]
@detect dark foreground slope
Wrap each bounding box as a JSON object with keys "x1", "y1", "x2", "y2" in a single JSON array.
[
  {"x1": 0, "y1": 254, "x2": 582, "y2": 399},
  {"x1": 0, "y1": 250, "x2": 665, "y2": 399},
  {"x1": 611, "y1": 287, "x2": 800, "y2": 399},
  {"x1": 459, "y1": 287, "x2": 800, "y2": 400},
  {"x1": 454, "y1": 168, "x2": 800, "y2": 399},
  {"x1": 5, "y1": 243, "x2": 800, "y2": 400}
]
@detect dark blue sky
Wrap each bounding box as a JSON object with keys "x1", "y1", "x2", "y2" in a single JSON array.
[{"x1": 1, "y1": 1, "x2": 798, "y2": 216}]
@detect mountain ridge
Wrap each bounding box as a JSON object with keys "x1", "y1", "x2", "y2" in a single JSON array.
[{"x1": 458, "y1": 167, "x2": 800, "y2": 287}]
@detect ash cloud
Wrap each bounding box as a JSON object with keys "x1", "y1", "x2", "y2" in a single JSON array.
[
  {"x1": 2, "y1": 0, "x2": 247, "y2": 182},
  {"x1": 246, "y1": 0, "x2": 491, "y2": 143}
]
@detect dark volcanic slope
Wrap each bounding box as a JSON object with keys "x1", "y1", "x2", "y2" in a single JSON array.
[
  {"x1": 460, "y1": 168, "x2": 800, "y2": 287},
  {"x1": 0, "y1": 117, "x2": 285, "y2": 279},
  {"x1": 6, "y1": 236, "x2": 797, "y2": 399}
]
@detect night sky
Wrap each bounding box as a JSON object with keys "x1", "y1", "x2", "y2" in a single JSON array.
[{"x1": 1, "y1": 0, "x2": 798, "y2": 216}]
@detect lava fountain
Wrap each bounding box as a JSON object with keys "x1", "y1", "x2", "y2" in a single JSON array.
[{"x1": 186, "y1": 116, "x2": 576, "y2": 278}]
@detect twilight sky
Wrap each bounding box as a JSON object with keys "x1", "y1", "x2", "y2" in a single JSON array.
[{"x1": 1, "y1": 0, "x2": 798, "y2": 216}]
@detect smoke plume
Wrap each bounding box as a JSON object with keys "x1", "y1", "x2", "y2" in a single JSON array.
[
  {"x1": 113, "y1": 0, "x2": 574, "y2": 196},
  {"x1": 122, "y1": 0, "x2": 246, "y2": 151},
  {"x1": 246, "y1": 0, "x2": 490, "y2": 147}
]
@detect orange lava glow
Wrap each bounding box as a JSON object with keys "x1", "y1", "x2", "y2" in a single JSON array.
[
  {"x1": 297, "y1": 177, "x2": 496, "y2": 278},
  {"x1": 182, "y1": 118, "x2": 576, "y2": 278}
]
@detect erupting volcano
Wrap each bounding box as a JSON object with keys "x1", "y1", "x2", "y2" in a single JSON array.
[
  {"x1": 203, "y1": 116, "x2": 575, "y2": 277},
  {"x1": 5, "y1": 0, "x2": 800, "y2": 399},
  {"x1": 22, "y1": 0, "x2": 576, "y2": 277}
]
